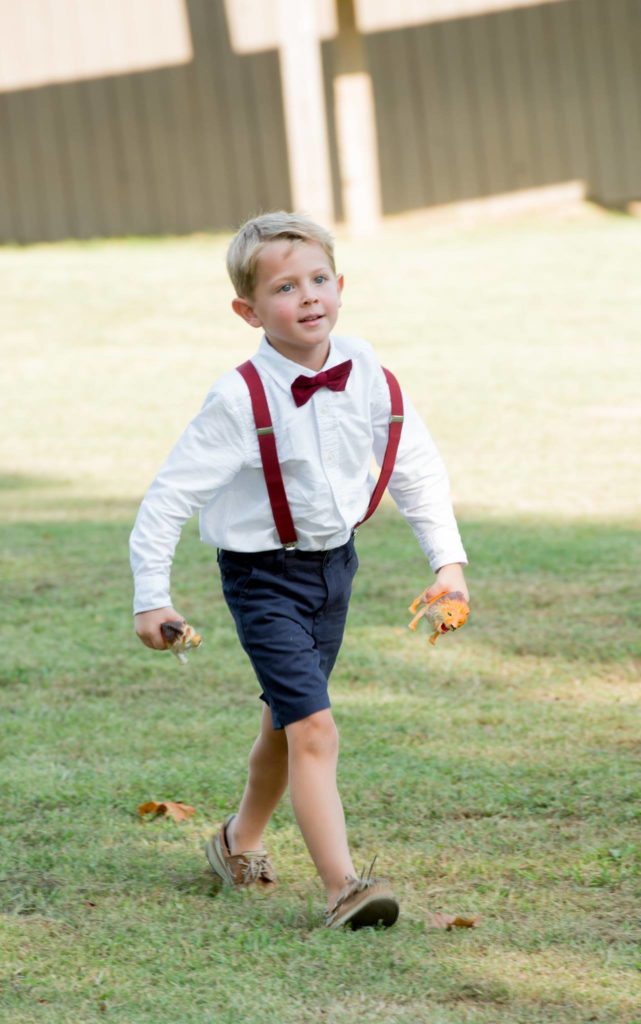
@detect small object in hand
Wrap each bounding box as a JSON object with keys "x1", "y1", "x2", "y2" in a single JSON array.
[
  {"x1": 408, "y1": 591, "x2": 469, "y2": 645},
  {"x1": 161, "y1": 620, "x2": 202, "y2": 665}
]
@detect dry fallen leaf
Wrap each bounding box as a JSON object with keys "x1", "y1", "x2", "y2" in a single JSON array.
[
  {"x1": 138, "y1": 800, "x2": 196, "y2": 822},
  {"x1": 427, "y1": 912, "x2": 479, "y2": 930}
]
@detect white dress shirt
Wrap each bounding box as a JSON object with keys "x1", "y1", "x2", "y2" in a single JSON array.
[{"x1": 130, "y1": 335, "x2": 467, "y2": 613}]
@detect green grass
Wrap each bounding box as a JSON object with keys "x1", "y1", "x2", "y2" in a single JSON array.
[{"x1": 2, "y1": 207, "x2": 641, "y2": 1023}]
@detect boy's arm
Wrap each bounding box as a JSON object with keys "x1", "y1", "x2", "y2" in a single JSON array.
[
  {"x1": 130, "y1": 389, "x2": 245, "y2": 627},
  {"x1": 372, "y1": 380, "x2": 468, "y2": 597}
]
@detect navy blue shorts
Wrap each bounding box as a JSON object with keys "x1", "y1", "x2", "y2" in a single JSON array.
[{"x1": 218, "y1": 537, "x2": 358, "y2": 729}]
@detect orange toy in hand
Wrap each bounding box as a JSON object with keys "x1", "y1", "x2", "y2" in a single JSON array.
[
  {"x1": 408, "y1": 591, "x2": 469, "y2": 646},
  {"x1": 160, "y1": 620, "x2": 203, "y2": 665}
]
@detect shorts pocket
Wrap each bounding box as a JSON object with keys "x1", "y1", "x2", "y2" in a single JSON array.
[
  {"x1": 219, "y1": 561, "x2": 256, "y2": 601},
  {"x1": 346, "y1": 548, "x2": 359, "y2": 575}
]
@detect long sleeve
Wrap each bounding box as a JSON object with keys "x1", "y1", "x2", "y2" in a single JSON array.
[
  {"x1": 372, "y1": 377, "x2": 467, "y2": 572},
  {"x1": 129, "y1": 389, "x2": 246, "y2": 613}
]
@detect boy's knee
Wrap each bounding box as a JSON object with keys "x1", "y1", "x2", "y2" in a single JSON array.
[{"x1": 287, "y1": 709, "x2": 338, "y2": 759}]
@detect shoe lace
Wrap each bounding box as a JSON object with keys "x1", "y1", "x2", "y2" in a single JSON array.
[
  {"x1": 240, "y1": 853, "x2": 275, "y2": 885},
  {"x1": 325, "y1": 855, "x2": 379, "y2": 922}
]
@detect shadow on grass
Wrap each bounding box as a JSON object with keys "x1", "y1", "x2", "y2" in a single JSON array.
[
  {"x1": 353, "y1": 508, "x2": 641, "y2": 665},
  {"x1": 1, "y1": 499, "x2": 640, "y2": 673}
]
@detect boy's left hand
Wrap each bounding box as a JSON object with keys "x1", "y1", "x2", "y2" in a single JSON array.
[{"x1": 420, "y1": 563, "x2": 469, "y2": 605}]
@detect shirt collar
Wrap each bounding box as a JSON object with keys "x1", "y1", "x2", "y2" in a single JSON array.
[{"x1": 253, "y1": 335, "x2": 348, "y2": 393}]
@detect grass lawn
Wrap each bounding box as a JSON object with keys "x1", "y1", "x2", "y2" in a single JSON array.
[{"x1": 1, "y1": 207, "x2": 640, "y2": 1023}]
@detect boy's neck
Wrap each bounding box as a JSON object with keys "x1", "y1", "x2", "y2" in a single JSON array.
[{"x1": 265, "y1": 337, "x2": 331, "y2": 372}]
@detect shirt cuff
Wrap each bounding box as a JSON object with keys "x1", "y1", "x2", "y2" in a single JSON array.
[
  {"x1": 133, "y1": 574, "x2": 172, "y2": 615},
  {"x1": 413, "y1": 528, "x2": 468, "y2": 574}
]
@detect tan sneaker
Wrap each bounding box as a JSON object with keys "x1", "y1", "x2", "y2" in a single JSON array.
[
  {"x1": 325, "y1": 861, "x2": 399, "y2": 930},
  {"x1": 204, "y1": 814, "x2": 277, "y2": 890}
]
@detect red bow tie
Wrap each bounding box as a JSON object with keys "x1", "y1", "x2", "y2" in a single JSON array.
[{"x1": 291, "y1": 359, "x2": 353, "y2": 407}]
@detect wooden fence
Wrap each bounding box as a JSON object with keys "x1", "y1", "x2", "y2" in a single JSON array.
[{"x1": 0, "y1": 0, "x2": 639, "y2": 243}]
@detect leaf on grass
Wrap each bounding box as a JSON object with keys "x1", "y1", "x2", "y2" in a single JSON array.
[
  {"x1": 428, "y1": 912, "x2": 479, "y2": 930},
  {"x1": 137, "y1": 800, "x2": 196, "y2": 822}
]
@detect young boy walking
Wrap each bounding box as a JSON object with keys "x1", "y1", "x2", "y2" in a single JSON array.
[{"x1": 130, "y1": 212, "x2": 468, "y2": 929}]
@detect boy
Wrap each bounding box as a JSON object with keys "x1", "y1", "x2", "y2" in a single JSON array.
[{"x1": 130, "y1": 211, "x2": 468, "y2": 930}]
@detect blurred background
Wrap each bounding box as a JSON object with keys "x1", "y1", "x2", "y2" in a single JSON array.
[
  {"x1": 1, "y1": 0, "x2": 640, "y2": 243},
  {"x1": 2, "y1": 0, "x2": 641, "y2": 524}
]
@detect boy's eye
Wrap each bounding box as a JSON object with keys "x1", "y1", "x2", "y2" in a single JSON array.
[
  {"x1": 314, "y1": 275, "x2": 328, "y2": 284},
  {"x1": 279, "y1": 283, "x2": 294, "y2": 293}
]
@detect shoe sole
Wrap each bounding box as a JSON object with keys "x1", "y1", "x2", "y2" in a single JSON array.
[
  {"x1": 328, "y1": 893, "x2": 400, "y2": 930},
  {"x1": 204, "y1": 836, "x2": 234, "y2": 886}
]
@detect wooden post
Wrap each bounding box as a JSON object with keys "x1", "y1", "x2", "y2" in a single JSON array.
[
  {"x1": 334, "y1": 0, "x2": 381, "y2": 233},
  {"x1": 277, "y1": 0, "x2": 334, "y2": 224}
]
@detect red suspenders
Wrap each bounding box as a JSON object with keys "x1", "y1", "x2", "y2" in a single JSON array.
[
  {"x1": 237, "y1": 361, "x2": 298, "y2": 546},
  {"x1": 353, "y1": 367, "x2": 404, "y2": 531},
  {"x1": 236, "y1": 360, "x2": 404, "y2": 548}
]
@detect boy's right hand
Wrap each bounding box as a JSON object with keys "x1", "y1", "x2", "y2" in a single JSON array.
[{"x1": 134, "y1": 608, "x2": 185, "y2": 650}]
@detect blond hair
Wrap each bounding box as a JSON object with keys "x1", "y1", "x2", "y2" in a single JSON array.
[{"x1": 226, "y1": 211, "x2": 336, "y2": 298}]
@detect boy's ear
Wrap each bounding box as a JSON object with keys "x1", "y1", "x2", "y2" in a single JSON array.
[
  {"x1": 337, "y1": 273, "x2": 344, "y2": 307},
  {"x1": 232, "y1": 296, "x2": 262, "y2": 328}
]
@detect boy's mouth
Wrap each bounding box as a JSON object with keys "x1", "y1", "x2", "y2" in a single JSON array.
[{"x1": 299, "y1": 313, "x2": 324, "y2": 323}]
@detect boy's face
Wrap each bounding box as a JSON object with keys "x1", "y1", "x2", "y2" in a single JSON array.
[{"x1": 232, "y1": 240, "x2": 343, "y2": 368}]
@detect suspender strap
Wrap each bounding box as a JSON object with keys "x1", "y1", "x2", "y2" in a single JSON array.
[
  {"x1": 236, "y1": 361, "x2": 404, "y2": 546},
  {"x1": 353, "y1": 367, "x2": 404, "y2": 530},
  {"x1": 236, "y1": 360, "x2": 298, "y2": 547}
]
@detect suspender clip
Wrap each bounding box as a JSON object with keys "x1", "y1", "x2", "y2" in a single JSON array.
[
  {"x1": 390, "y1": 414, "x2": 404, "y2": 423},
  {"x1": 257, "y1": 426, "x2": 274, "y2": 436}
]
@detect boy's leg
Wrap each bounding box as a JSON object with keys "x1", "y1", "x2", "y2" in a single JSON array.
[
  {"x1": 285, "y1": 708, "x2": 356, "y2": 908},
  {"x1": 227, "y1": 704, "x2": 289, "y2": 854}
]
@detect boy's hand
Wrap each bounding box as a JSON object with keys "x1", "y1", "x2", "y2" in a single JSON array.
[
  {"x1": 421, "y1": 563, "x2": 469, "y2": 605},
  {"x1": 134, "y1": 607, "x2": 185, "y2": 650}
]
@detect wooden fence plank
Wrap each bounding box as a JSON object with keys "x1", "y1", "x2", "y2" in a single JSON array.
[
  {"x1": 82, "y1": 78, "x2": 128, "y2": 236},
  {"x1": 0, "y1": 96, "x2": 20, "y2": 242},
  {"x1": 576, "y1": 0, "x2": 621, "y2": 202},
  {"x1": 464, "y1": 12, "x2": 513, "y2": 196},
  {"x1": 494, "y1": 7, "x2": 539, "y2": 189},
  {"x1": 387, "y1": 28, "x2": 427, "y2": 212},
  {"x1": 520, "y1": 3, "x2": 564, "y2": 186},
  {"x1": 459, "y1": 15, "x2": 492, "y2": 196},
  {"x1": 622, "y1": 0, "x2": 641, "y2": 198},
  {"x1": 414, "y1": 20, "x2": 462, "y2": 204},
  {"x1": 181, "y1": 0, "x2": 234, "y2": 230},
  {"x1": 368, "y1": 28, "x2": 424, "y2": 213},
  {"x1": 538, "y1": 0, "x2": 571, "y2": 181},
  {"x1": 165, "y1": 64, "x2": 209, "y2": 233},
  {"x1": 3, "y1": 91, "x2": 49, "y2": 243},
  {"x1": 54, "y1": 80, "x2": 102, "y2": 240},
  {"x1": 437, "y1": 17, "x2": 485, "y2": 199},
  {"x1": 553, "y1": 0, "x2": 590, "y2": 189},
  {"x1": 363, "y1": 32, "x2": 395, "y2": 213},
  {"x1": 248, "y1": 50, "x2": 292, "y2": 216},
  {"x1": 15, "y1": 1, "x2": 71, "y2": 240},
  {"x1": 203, "y1": 0, "x2": 264, "y2": 226},
  {"x1": 602, "y1": 0, "x2": 641, "y2": 201},
  {"x1": 406, "y1": 25, "x2": 441, "y2": 206}
]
